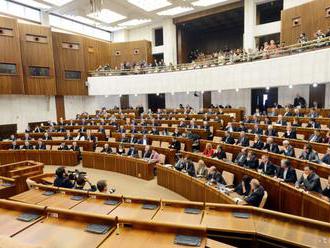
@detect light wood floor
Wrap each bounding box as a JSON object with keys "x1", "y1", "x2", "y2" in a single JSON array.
[{"x1": 44, "y1": 164, "x2": 186, "y2": 201}]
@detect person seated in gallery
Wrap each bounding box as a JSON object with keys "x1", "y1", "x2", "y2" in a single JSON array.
[
  {"x1": 258, "y1": 154, "x2": 277, "y2": 176},
  {"x1": 130, "y1": 126, "x2": 138, "y2": 134},
  {"x1": 85, "y1": 130, "x2": 96, "y2": 142},
  {"x1": 142, "y1": 145, "x2": 152, "y2": 159},
  {"x1": 97, "y1": 180, "x2": 116, "y2": 194},
  {"x1": 236, "y1": 122, "x2": 248, "y2": 132},
  {"x1": 278, "y1": 139, "x2": 295, "y2": 157},
  {"x1": 207, "y1": 166, "x2": 226, "y2": 185},
  {"x1": 169, "y1": 137, "x2": 181, "y2": 151},
  {"x1": 188, "y1": 120, "x2": 197, "y2": 129},
  {"x1": 250, "y1": 134, "x2": 264, "y2": 150},
  {"x1": 117, "y1": 144, "x2": 125, "y2": 155},
  {"x1": 175, "y1": 155, "x2": 195, "y2": 177},
  {"x1": 236, "y1": 131, "x2": 250, "y2": 147},
  {"x1": 25, "y1": 125, "x2": 32, "y2": 133},
  {"x1": 234, "y1": 175, "x2": 252, "y2": 197},
  {"x1": 283, "y1": 125, "x2": 297, "y2": 139},
  {"x1": 324, "y1": 131, "x2": 330, "y2": 144},
  {"x1": 98, "y1": 125, "x2": 106, "y2": 134},
  {"x1": 264, "y1": 125, "x2": 278, "y2": 137},
  {"x1": 178, "y1": 121, "x2": 186, "y2": 128},
  {"x1": 293, "y1": 108, "x2": 303, "y2": 117},
  {"x1": 195, "y1": 160, "x2": 208, "y2": 178},
  {"x1": 299, "y1": 144, "x2": 320, "y2": 163},
  {"x1": 58, "y1": 142, "x2": 69, "y2": 151},
  {"x1": 321, "y1": 146, "x2": 330, "y2": 165},
  {"x1": 212, "y1": 145, "x2": 227, "y2": 160},
  {"x1": 244, "y1": 150, "x2": 259, "y2": 169},
  {"x1": 234, "y1": 147, "x2": 248, "y2": 166},
  {"x1": 223, "y1": 131, "x2": 235, "y2": 144},
  {"x1": 35, "y1": 139, "x2": 46, "y2": 150},
  {"x1": 295, "y1": 166, "x2": 322, "y2": 193},
  {"x1": 21, "y1": 141, "x2": 34, "y2": 150},
  {"x1": 203, "y1": 143, "x2": 214, "y2": 157},
  {"x1": 291, "y1": 117, "x2": 301, "y2": 127},
  {"x1": 274, "y1": 159, "x2": 297, "y2": 183},
  {"x1": 308, "y1": 129, "x2": 323, "y2": 143},
  {"x1": 101, "y1": 143, "x2": 112, "y2": 154},
  {"x1": 263, "y1": 137, "x2": 280, "y2": 154},
  {"x1": 307, "y1": 109, "x2": 319, "y2": 119},
  {"x1": 10, "y1": 141, "x2": 20, "y2": 150},
  {"x1": 138, "y1": 134, "x2": 149, "y2": 145},
  {"x1": 251, "y1": 124, "x2": 263, "y2": 135},
  {"x1": 127, "y1": 145, "x2": 139, "y2": 158},
  {"x1": 34, "y1": 125, "x2": 44, "y2": 133},
  {"x1": 283, "y1": 107, "x2": 292, "y2": 117},
  {"x1": 243, "y1": 179, "x2": 265, "y2": 207},
  {"x1": 307, "y1": 118, "x2": 321, "y2": 129},
  {"x1": 57, "y1": 125, "x2": 66, "y2": 133}
]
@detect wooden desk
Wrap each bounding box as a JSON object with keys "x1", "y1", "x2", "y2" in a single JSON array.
[
  {"x1": 37, "y1": 191, "x2": 86, "y2": 209},
  {"x1": 0, "y1": 176, "x2": 16, "y2": 198},
  {"x1": 108, "y1": 201, "x2": 158, "y2": 221},
  {"x1": 71, "y1": 197, "x2": 119, "y2": 215},
  {"x1": 10, "y1": 187, "x2": 55, "y2": 204}
]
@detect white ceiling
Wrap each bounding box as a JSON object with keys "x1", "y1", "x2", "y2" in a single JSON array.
[{"x1": 17, "y1": 0, "x2": 240, "y2": 31}]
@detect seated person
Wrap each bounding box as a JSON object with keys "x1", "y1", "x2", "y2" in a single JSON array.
[
  {"x1": 21, "y1": 141, "x2": 34, "y2": 150},
  {"x1": 58, "y1": 142, "x2": 69, "y2": 150},
  {"x1": 101, "y1": 143, "x2": 112, "y2": 153},
  {"x1": 128, "y1": 134, "x2": 138, "y2": 144},
  {"x1": 244, "y1": 179, "x2": 265, "y2": 207},
  {"x1": 236, "y1": 131, "x2": 250, "y2": 147},
  {"x1": 75, "y1": 132, "x2": 86, "y2": 141},
  {"x1": 75, "y1": 175, "x2": 97, "y2": 192},
  {"x1": 321, "y1": 146, "x2": 330, "y2": 165},
  {"x1": 149, "y1": 127, "x2": 160, "y2": 135},
  {"x1": 169, "y1": 137, "x2": 181, "y2": 151},
  {"x1": 264, "y1": 125, "x2": 277, "y2": 137},
  {"x1": 23, "y1": 133, "x2": 31, "y2": 141},
  {"x1": 280, "y1": 140, "x2": 295, "y2": 157},
  {"x1": 196, "y1": 160, "x2": 208, "y2": 178},
  {"x1": 57, "y1": 125, "x2": 66, "y2": 133},
  {"x1": 324, "y1": 130, "x2": 330, "y2": 144},
  {"x1": 53, "y1": 167, "x2": 75, "y2": 188},
  {"x1": 223, "y1": 131, "x2": 235, "y2": 144},
  {"x1": 207, "y1": 166, "x2": 226, "y2": 185},
  {"x1": 244, "y1": 150, "x2": 258, "y2": 169},
  {"x1": 236, "y1": 122, "x2": 248, "y2": 132},
  {"x1": 283, "y1": 125, "x2": 297, "y2": 139},
  {"x1": 263, "y1": 137, "x2": 280, "y2": 154},
  {"x1": 293, "y1": 108, "x2": 303, "y2": 117},
  {"x1": 9, "y1": 134, "x2": 16, "y2": 141},
  {"x1": 117, "y1": 125, "x2": 126, "y2": 134},
  {"x1": 235, "y1": 148, "x2": 248, "y2": 166},
  {"x1": 225, "y1": 122, "x2": 235, "y2": 132},
  {"x1": 275, "y1": 115, "x2": 287, "y2": 126},
  {"x1": 291, "y1": 117, "x2": 301, "y2": 127},
  {"x1": 307, "y1": 118, "x2": 320, "y2": 129},
  {"x1": 70, "y1": 141, "x2": 80, "y2": 152},
  {"x1": 283, "y1": 107, "x2": 292, "y2": 117},
  {"x1": 117, "y1": 144, "x2": 125, "y2": 155},
  {"x1": 234, "y1": 175, "x2": 252, "y2": 196},
  {"x1": 308, "y1": 129, "x2": 323, "y2": 143},
  {"x1": 85, "y1": 130, "x2": 96, "y2": 142},
  {"x1": 251, "y1": 124, "x2": 262, "y2": 135},
  {"x1": 250, "y1": 134, "x2": 264, "y2": 150},
  {"x1": 295, "y1": 166, "x2": 322, "y2": 193},
  {"x1": 175, "y1": 156, "x2": 195, "y2": 177},
  {"x1": 149, "y1": 149, "x2": 160, "y2": 163},
  {"x1": 43, "y1": 132, "x2": 52, "y2": 140},
  {"x1": 212, "y1": 145, "x2": 227, "y2": 160},
  {"x1": 142, "y1": 145, "x2": 152, "y2": 159},
  {"x1": 321, "y1": 175, "x2": 330, "y2": 200},
  {"x1": 10, "y1": 141, "x2": 20, "y2": 150},
  {"x1": 299, "y1": 144, "x2": 319, "y2": 163},
  {"x1": 127, "y1": 146, "x2": 139, "y2": 157},
  {"x1": 275, "y1": 159, "x2": 297, "y2": 183},
  {"x1": 119, "y1": 133, "x2": 128, "y2": 143},
  {"x1": 34, "y1": 125, "x2": 44, "y2": 133},
  {"x1": 307, "y1": 109, "x2": 319, "y2": 119},
  {"x1": 172, "y1": 128, "x2": 182, "y2": 137},
  {"x1": 35, "y1": 139, "x2": 46, "y2": 150},
  {"x1": 98, "y1": 125, "x2": 106, "y2": 134},
  {"x1": 258, "y1": 154, "x2": 277, "y2": 176},
  {"x1": 64, "y1": 130, "x2": 73, "y2": 140},
  {"x1": 203, "y1": 143, "x2": 214, "y2": 157},
  {"x1": 138, "y1": 134, "x2": 149, "y2": 145},
  {"x1": 97, "y1": 180, "x2": 116, "y2": 194}
]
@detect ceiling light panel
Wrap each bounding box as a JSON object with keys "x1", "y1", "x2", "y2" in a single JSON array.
[
  {"x1": 43, "y1": 0, "x2": 73, "y2": 6},
  {"x1": 63, "y1": 15, "x2": 99, "y2": 25},
  {"x1": 118, "y1": 19, "x2": 151, "y2": 26},
  {"x1": 14, "y1": 0, "x2": 51, "y2": 10},
  {"x1": 87, "y1": 9, "x2": 126, "y2": 24},
  {"x1": 127, "y1": 0, "x2": 172, "y2": 12},
  {"x1": 157, "y1": 6, "x2": 194, "y2": 16},
  {"x1": 97, "y1": 24, "x2": 125, "y2": 32},
  {"x1": 191, "y1": 0, "x2": 227, "y2": 7}
]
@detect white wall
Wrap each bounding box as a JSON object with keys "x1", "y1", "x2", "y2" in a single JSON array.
[
  {"x1": 165, "y1": 92, "x2": 202, "y2": 110},
  {"x1": 278, "y1": 85, "x2": 310, "y2": 107},
  {"x1": 0, "y1": 95, "x2": 56, "y2": 132},
  {"x1": 283, "y1": 0, "x2": 313, "y2": 9},
  {"x1": 212, "y1": 89, "x2": 251, "y2": 115}
]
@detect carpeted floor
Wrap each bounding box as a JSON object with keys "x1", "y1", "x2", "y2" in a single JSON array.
[{"x1": 44, "y1": 163, "x2": 186, "y2": 201}]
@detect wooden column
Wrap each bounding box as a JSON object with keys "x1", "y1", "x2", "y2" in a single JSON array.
[{"x1": 55, "y1": 95, "x2": 65, "y2": 121}]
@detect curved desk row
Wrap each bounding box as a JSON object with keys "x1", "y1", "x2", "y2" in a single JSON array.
[
  {"x1": 82, "y1": 152, "x2": 156, "y2": 180},
  {"x1": 179, "y1": 151, "x2": 330, "y2": 223}
]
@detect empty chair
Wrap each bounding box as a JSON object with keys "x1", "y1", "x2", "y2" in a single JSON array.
[
  {"x1": 108, "y1": 137, "x2": 116, "y2": 142},
  {"x1": 296, "y1": 134, "x2": 305, "y2": 140},
  {"x1": 159, "y1": 154, "x2": 166, "y2": 164},
  {"x1": 138, "y1": 150, "x2": 142, "y2": 158},
  {"x1": 51, "y1": 145, "x2": 59, "y2": 151},
  {"x1": 95, "y1": 147, "x2": 103, "y2": 153},
  {"x1": 52, "y1": 137, "x2": 63, "y2": 141},
  {"x1": 161, "y1": 141, "x2": 169, "y2": 148},
  {"x1": 259, "y1": 191, "x2": 268, "y2": 208},
  {"x1": 225, "y1": 152, "x2": 233, "y2": 162},
  {"x1": 105, "y1": 130, "x2": 111, "y2": 136},
  {"x1": 180, "y1": 143, "x2": 185, "y2": 151},
  {"x1": 161, "y1": 123, "x2": 168, "y2": 127},
  {"x1": 46, "y1": 145, "x2": 51, "y2": 150},
  {"x1": 222, "y1": 171, "x2": 234, "y2": 187},
  {"x1": 213, "y1": 136, "x2": 221, "y2": 143},
  {"x1": 301, "y1": 123, "x2": 308, "y2": 128},
  {"x1": 151, "y1": 140, "x2": 160, "y2": 147}
]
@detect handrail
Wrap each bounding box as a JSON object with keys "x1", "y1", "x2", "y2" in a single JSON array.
[{"x1": 89, "y1": 36, "x2": 330, "y2": 77}]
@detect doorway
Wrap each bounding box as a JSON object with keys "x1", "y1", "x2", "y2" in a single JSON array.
[
  {"x1": 309, "y1": 84, "x2": 325, "y2": 108},
  {"x1": 148, "y1": 93, "x2": 165, "y2": 112},
  {"x1": 251, "y1": 88, "x2": 278, "y2": 114}
]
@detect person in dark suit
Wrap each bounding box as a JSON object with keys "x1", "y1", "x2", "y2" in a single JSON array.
[
  {"x1": 172, "y1": 128, "x2": 181, "y2": 137},
  {"x1": 58, "y1": 142, "x2": 69, "y2": 150},
  {"x1": 35, "y1": 139, "x2": 46, "y2": 150},
  {"x1": 244, "y1": 179, "x2": 265, "y2": 207},
  {"x1": 23, "y1": 133, "x2": 32, "y2": 141},
  {"x1": 223, "y1": 131, "x2": 235, "y2": 144},
  {"x1": 142, "y1": 145, "x2": 152, "y2": 159},
  {"x1": 280, "y1": 140, "x2": 295, "y2": 157},
  {"x1": 98, "y1": 125, "x2": 106, "y2": 134},
  {"x1": 57, "y1": 126, "x2": 66, "y2": 133},
  {"x1": 212, "y1": 145, "x2": 227, "y2": 160},
  {"x1": 251, "y1": 124, "x2": 263, "y2": 135},
  {"x1": 258, "y1": 154, "x2": 277, "y2": 176},
  {"x1": 10, "y1": 141, "x2": 20, "y2": 150},
  {"x1": 42, "y1": 132, "x2": 52, "y2": 141},
  {"x1": 140, "y1": 127, "x2": 148, "y2": 134},
  {"x1": 138, "y1": 135, "x2": 149, "y2": 145},
  {"x1": 234, "y1": 175, "x2": 252, "y2": 196},
  {"x1": 70, "y1": 142, "x2": 80, "y2": 152},
  {"x1": 293, "y1": 108, "x2": 303, "y2": 117},
  {"x1": 250, "y1": 134, "x2": 264, "y2": 150},
  {"x1": 321, "y1": 175, "x2": 330, "y2": 200},
  {"x1": 117, "y1": 144, "x2": 125, "y2": 155},
  {"x1": 149, "y1": 127, "x2": 160, "y2": 135},
  {"x1": 307, "y1": 118, "x2": 321, "y2": 129},
  {"x1": 127, "y1": 146, "x2": 139, "y2": 157},
  {"x1": 293, "y1": 94, "x2": 306, "y2": 108},
  {"x1": 64, "y1": 130, "x2": 73, "y2": 140},
  {"x1": 321, "y1": 147, "x2": 330, "y2": 165},
  {"x1": 34, "y1": 125, "x2": 44, "y2": 133},
  {"x1": 235, "y1": 148, "x2": 248, "y2": 166},
  {"x1": 275, "y1": 159, "x2": 297, "y2": 183},
  {"x1": 236, "y1": 131, "x2": 250, "y2": 147},
  {"x1": 169, "y1": 137, "x2": 181, "y2": 151},
  {"x1": 119, "y1": 133, "x2": 128, "y2": 143},
  {"x1": 178, "y1": 121, "x2": 186, "y2": 128},
  {"x1": 283, "y1": 107, "x2": 292, "y2": 117},
  {"x1": 307, "y1": 109, "x2": 319, "y2": 118},
  {"x1": 117, "y1": 125, "x2": 126, "y2": 134},
  {"x1": 263, "y1": 137, "x2": 280, "y2": 154},
  {"x1": 236, "y1": 122, "x2": 248, "y2": 132},
  {"x1": 207, "y1": 166, "x2": 226, "y2": 185},
  {"x1": 128, "y1": 134, "x2": 138, "y2": 144},
  {"x1": 264, "y1": 125, "x2": 277, "y2": 137},
  {"x1": 175, "y1": 156, "x2": 195, "y2": 177},
  {"x1": 225, "y1": 122, "x2": 235, "y2": 132},
  {"x1": 101, "y1": 143, "x2": 112, "y2": 154},
  {"x1": 283, "y1": 126, "x2": 297, "y2": 139},
  {"x1": 308, "y1": 129, "x2": 323, "y2": 143},
  {"x1": 299, "y1": 144, "x2": 320, "y2": 163},
  {"x1": 21, "y1": 141, "x2": 34, "y2": 150},
  {"x1": 9, "y1": 134, "x2": 16, "y2": 141},
  {"x1": 244, "y1": 151, "x2": 259, "y2": 169},
  {"x1": 295, "y1": 166, "x2": 322, "y2": 193},
  {"x1": 86, "y1": 130, "x2": 96, "y2": 142},
  {"x1": 78, "y1": 126, "x2": 86, "y2": 133},
  {"x1": 276, "y1": 115, "x2": 287, "y2": 126}
]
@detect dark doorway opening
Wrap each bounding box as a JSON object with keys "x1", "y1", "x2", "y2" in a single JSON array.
[
  {"x1": 309, "y1": 84, "x2": 325, "y2": 108},
  {"x1": 148, "y1": 93, "x2": 165, "y2": 112},
  {"x1": 251, "y1": 88, "x2": 278, "y2": 114}
]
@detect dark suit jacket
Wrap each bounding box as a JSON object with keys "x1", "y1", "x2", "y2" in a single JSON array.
[
  {"x1": 58, "y1": 145, "x2": 69, "y2": 151},
  {"x1": 128, "y1": 137, "x2": 138, "y2": 144},
  {"x1": 175, "y1": 160, "x2": 195, "y2": 177},
  {"x1": 71, "y1": 146, "x2": 80, "y2": 152},
  {"x1": 236, "y1": 137, "x2": 250, "y2": 147},
  {"x1": 35, "y1": 144, "x2": 46, "y2": 150},
  {"x1": 284, "y1": 131, "x2": 297, "y2": 139},
  {"x1": 224, "y1": 136, "x2": 235, "y2": 145},
  {"x1": 307, "y1": 123, "x2": 321, "y2": 128},
  {"x1": 21, "y1": 145, "x2": 34, "y2": 150},
  {"x1": 101, "y1": 147, "x2": 112, "y2": 153},
  {"x1": 263, "y1": 143, "x2": 280, "y2": 154},
  {"x1": 169, "y1": 141, "x2": 180, "y2": 151},
  {"x1": 258, "y1": 161, "x2": 277, "y2": 176},
  {"x1": 10, "y1": 145, "x2": 20, "y2": 150},
  {"x1": 245, "y1": 186, "x2": 265, "y2": 207},
  {"x1": 244, "y1": 157, "x2": 259, "y2": 169},
  {"x1": 296, "y1": 172, "x2": 322, "y2": 193},
  {"x1": 142, "y1": 150, "x2": 152, "y2": 159},
  {"x1": 138, "y1": 139, "x2": 149, "y2": 145},
  {"x1": 64, "y1": 136, "x2": 73, "y2": 140},
  {"x1": 207, "y1": 171, "x2": 226, "y2": 185},
  {"x1": 127, "y1": 148, "x2": 138, "y2": 157},
  {"x1": 276, "y1": 166, "x2": 297, "y2": 183},
  {"x1": 43, "y1": 136, "x2": 52, "y2": 140},
  {"x1": 308, "y1": 134, "x2": 323, "y2": 143},
  {"x1": 321, "y1": 154, "x2": 330, "y2": 165},
  {"x1": 251, "y1": 128, "x2": 263, "y2": 135},
  {"x1": 276, "y1": 120, "x2": 287, "y2": 126},
  {"x1": 235, "y1": 153, "x2": 247, "y2": 166},
  {"x1": 251, "y1": 140, "x2": 264, "y2": 150},
  {"x1": 212, "y1": 150, "x2": 227, "y2": 160},
  {"x1": 264, "y1": 130, "x2": 278, "y2": 137}
]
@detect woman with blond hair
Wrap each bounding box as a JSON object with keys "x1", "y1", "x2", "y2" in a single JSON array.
[
  {"x1": 203, "y1": 143, "x2": 214, "y2": 157},
  {"x1": 196, "y1": 160, "x2": 208, "y2": 178}
]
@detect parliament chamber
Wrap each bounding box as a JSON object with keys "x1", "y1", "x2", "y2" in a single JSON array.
[{"x1": 0, "y1": 0, "x2": 330, "y2": 247}]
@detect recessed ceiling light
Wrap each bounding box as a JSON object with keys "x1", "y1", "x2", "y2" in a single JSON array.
[
  {"x1": 312, "y1": 83, "x2": 318, "y2": 87},
  {"x1": 87, "y1": 9, "x2": 126, "y2": 24},
  {"x1": 14, "y1": 0, "x2": 51, "y2": 9},
  {"x1": 192, "y1": 0, "x2": 227, "y2": 7},
  {"x1": 43, "y1": 0, "x2": 73, "y2": 6},
  {"x1": 63, "y1": 15, "x2": 98, "y2": 26},
  {"x1": 118, "y1": 19, "x2": 151, "y2": 27},
  {"x1": 127, "y1": 0, "x2": 172, "y2": 12},
  {"x1": 157, "y1": 6, "x2": 194, "y2": 16}
]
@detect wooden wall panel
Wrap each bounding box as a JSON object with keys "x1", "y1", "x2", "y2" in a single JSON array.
[
  {"x1": 52, "y1": 32, "x2": 87, "y2": 95},
  {"x1": 281, "y1": 0, "x2": 330, "y2": 45},
  {"x1": 55, "y1": 95, "x2": 65, "y2": 121},
  {"x1": 0, "y1": 16, "x2": 24, "y2": 94},
  {"x1": 18, "y1": 23, "x2": 56, "y2": 95},
  {"x1": 109, "y1": 40, "x2": 152, "y2": 69},
  {"x1": 83, "y1": 37, "x2": 111, "y2": 73}
]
